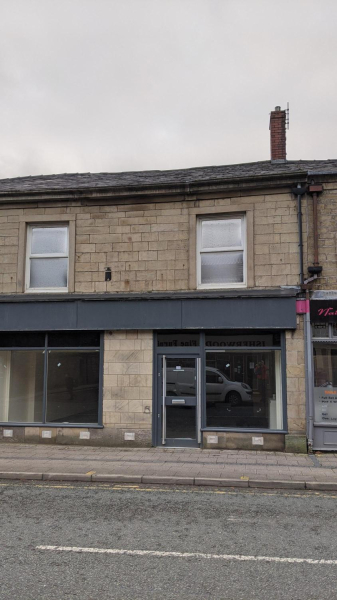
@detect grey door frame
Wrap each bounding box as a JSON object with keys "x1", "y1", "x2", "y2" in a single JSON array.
[{"x1": 155, "y1": 353, "x2": 202, "y2": 448}]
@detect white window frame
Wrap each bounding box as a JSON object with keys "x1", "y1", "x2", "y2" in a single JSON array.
[
  {"x1": 25, "y1": 223, "x2": 69, "y2": 293},
  {"x1": 197, "y1": 215, "x2": 247, "y2": 289}
]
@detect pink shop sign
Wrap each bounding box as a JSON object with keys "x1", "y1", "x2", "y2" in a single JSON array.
[{"x1": 311, "y1": 300, "x2": 337, "y2": 322}]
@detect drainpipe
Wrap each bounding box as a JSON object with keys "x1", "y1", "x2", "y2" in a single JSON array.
[
  {"x1": 305, "y1": 184, "x2": 323, "y2": 451},
  {"x1": 307, "y1": 184, "x2": 323, "y2": 277},
  {"x1": 292, "y1": 184, "x2": 309, "y2": 449},
  {"x1": 291, "y1": 184, "x2": 307, "y2": 285},
  {"x1": 304, "y1": 289, "x2": 314, "y2": 451}
]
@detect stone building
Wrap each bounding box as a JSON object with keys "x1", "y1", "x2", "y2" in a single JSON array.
[{"x1": 0, "y1": 107, "x2": 336, "y2": 452}]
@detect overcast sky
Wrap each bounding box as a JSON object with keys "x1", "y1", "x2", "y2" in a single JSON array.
[{"x1": 1, "y1": 0, "x2": 336, "y2": 178}]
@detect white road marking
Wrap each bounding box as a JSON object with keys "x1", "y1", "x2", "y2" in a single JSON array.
[{"x1": 36, "y1": 546, "x2": 337, "y2": 565}]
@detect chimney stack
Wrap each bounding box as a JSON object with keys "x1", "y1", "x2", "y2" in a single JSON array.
[{"x1": 270, "y1": 106, "x2": 287, "y2": 162}]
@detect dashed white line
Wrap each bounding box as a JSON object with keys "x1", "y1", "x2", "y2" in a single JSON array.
[{"x1": 36, "y1": 546, "x2": 337, "y2": 565}]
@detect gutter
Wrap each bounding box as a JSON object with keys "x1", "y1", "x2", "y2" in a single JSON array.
[{"x1": 0, "y1": 288, "x2": 298, "y2": 303}]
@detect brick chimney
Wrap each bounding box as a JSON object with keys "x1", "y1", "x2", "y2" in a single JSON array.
[{"x1": 270, "y1": 106, "x2": 286, "y2": 162}]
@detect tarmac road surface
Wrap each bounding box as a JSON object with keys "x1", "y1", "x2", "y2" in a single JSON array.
[{"x1": 1, "y1": 481, "x2": 337, "y2": 599}]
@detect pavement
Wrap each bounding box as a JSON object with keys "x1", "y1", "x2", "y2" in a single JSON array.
[{"x1": 1, "y1": 443, "x2": 337, "y2": 490}]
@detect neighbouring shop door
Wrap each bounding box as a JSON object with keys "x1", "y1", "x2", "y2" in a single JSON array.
[{"x1": 157, "y1": 356, "x2": 201, "y2": 448}]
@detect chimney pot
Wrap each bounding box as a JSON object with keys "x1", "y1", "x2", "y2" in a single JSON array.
[{"x1": 270, "y1": 106, "x2": 287, "y2": 162}]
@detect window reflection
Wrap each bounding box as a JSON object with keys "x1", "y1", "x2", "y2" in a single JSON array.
[
  {"x1": 314, "y1": 345, "x2": 337, "y2": 423},
  {"x1": 206, "y1": 350, "x2": 282, "y2": 430}
]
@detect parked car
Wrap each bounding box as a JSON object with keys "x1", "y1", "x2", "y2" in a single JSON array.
[{"x1": 166, "y1": 366, "x2": 252, "y2": 406}]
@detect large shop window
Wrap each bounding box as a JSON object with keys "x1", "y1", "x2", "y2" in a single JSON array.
[
  {"x1": 0, "y1": 332, "x2": 101, "y2": 425},
  {"x1": 197, "y1": 216, "x2": 246, "y2": 288},
  {"x1": 205, "y1": 333, "x2": 283, "y2": 430}
]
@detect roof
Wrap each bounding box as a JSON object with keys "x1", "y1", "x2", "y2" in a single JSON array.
[{"x1": 0, "y1": 159, "x2": 337, "y2": 195}]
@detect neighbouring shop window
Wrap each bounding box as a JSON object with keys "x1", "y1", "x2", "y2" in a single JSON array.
[
  {"x1": 312, "y1": 323, "x2": 329, "y2": 338},
  {"x1": 313, "y1": 345, "x2": 337, "y2": 423},
  {"x1": 205, "y1": 348, "x2": 283, "y2": 430},
  {"x1": 26, "y1": 224, "x2": 69, "y2": 292},
  {"x1": 197, "y1": 216, "x2": 246, "y2": 288},
  {"x1": 0, "y1": 332, "x2": 101, "y2": 425}
]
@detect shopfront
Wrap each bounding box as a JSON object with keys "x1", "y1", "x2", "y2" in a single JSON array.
[
  {"x1": 154, "y1": 330, "x2": 286, "y2": 448},
  {"x1": 0, "y1": 290, "x2": 296, "y2": 449},
  {"x1": 311, "y1": 294, "x2": 337, "y2": 450}
]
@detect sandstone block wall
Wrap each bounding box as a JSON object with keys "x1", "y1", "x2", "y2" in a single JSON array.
[
  {"x1": 286, "y1": 316, "x2": 306, "y2": 434},
  {"x1": 103, "y1": 330, "x2": 153, "y2": 441},
  {"x1": 306, "y1": 183, "x2": 337, "y2": 291},
  {"x1": 0, "y1": 187, "x2": 316, "y2": 294}
]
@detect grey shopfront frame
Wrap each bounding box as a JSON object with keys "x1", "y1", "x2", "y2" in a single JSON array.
[
  {"x1": 0, "y1": 332, "x2": 104, "y2": 428},
  {"x1": 310, "y1": 295, "x2": 337, "y2": 450},
  {"x1": 0, "y1": 291, "x2": 295, "y2": 438},
  {"x1": 153, "y1": 331, "x2": 288, "y2": 447}
]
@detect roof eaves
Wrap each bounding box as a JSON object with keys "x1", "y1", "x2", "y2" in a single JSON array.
[{"x1": 0, "y1": 170, "x2": 310, "y2": 203}]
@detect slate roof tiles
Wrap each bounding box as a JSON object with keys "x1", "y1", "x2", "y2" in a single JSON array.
[{"x1": 1, "y1": 159, "x2": 337, "y2": 194}]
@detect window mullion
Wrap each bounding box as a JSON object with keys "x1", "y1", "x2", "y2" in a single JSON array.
[
  {"x1": 30, "y1": 253, "x2": 68, "y2": 259},
  {"x1": 42, "y1": 333, "x2": 48, "y2": 424},
  {"x1": 201, "y1": 247, "x2": 243, "y2": 253}
]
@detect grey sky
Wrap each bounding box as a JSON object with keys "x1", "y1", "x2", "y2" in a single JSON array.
[{"x1": 1, "y1": 0, "x2": 336, "y2": 178}]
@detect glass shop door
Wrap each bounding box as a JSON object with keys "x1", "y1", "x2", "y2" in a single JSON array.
[{"x1": 158, "y1": 355, "x2": 201, "y2": 448}]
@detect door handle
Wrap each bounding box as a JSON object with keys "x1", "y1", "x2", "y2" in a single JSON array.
[
  {"x1": 197, "y1": 357, "x2": 201, "y2": 444},
  {"x1": 162, "y1": 355, "x2": 166, "y2": 445}
]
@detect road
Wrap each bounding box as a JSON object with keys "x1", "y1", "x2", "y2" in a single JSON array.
[{"x1": 1, "y1": 481, "x2": 337, "y2": 599}]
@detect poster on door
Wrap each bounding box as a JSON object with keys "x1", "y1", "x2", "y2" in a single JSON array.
[{"x1": 314, "y1": 386, "x2": 337, "y2": 422}]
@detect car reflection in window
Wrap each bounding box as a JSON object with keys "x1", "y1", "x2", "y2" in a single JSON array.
[{"x1": 206, "y1": 367, "x2": 252, "y2": 406}]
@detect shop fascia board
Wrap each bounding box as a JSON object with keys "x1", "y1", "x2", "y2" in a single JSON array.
[{"x1": 0, "y1": 292, "x2": 297, "y2": 332}]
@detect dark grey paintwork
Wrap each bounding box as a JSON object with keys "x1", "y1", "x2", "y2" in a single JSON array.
[{"x1": 0, "y1": 295, "x2": 296, "y2": 331}]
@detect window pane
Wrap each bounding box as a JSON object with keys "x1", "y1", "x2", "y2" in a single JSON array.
[
  {"x1": 166, "y1": 357, "x2": 196, "y2": 397},
  {"x1": 157, "y1": 332, "x2": 199, "y2": 347},
  {"x1": 201, "y1": 219, "x2": 242, "y2": 249},
  {"x1": 205, "y1": 350, "x2": 283, "y2": 430},
  {"x1": 47, "y1": 331, "x2": 100, "y2": 348},
  {"x1": 205, "y1": 332, "x2": 280, "y2": 347},
  {"x1": 0, "y1": 332, "x2": 45, "y2": 348},
  {"x1": 201, "y1": 251, "x2": 243, "y2": 284},
  {"x1": 314, "y1": 345, "x2": 337, "y2": 423},
  {"x1": 166, "y1": 406, "x2": 196, "y2": 439},
  {"x1": 31, "y1": 227, "x2": 68, "y2": 255},
  {"x1": 30, "y1": 258, "x2": 68, "y2": 288},
  {"x1": 0, "y1": 351, "x2": 44, "y2": 422},
  {"x1": 46, "y1": 350, "x2": 99, "y2": 423},
  {"x1": 313, "y1": 323, "x2": 329, "y2": 338}
]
